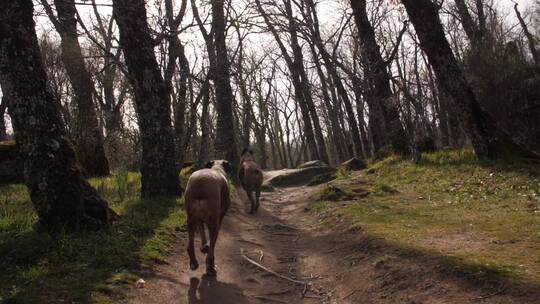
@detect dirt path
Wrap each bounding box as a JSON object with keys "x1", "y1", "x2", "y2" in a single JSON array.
[
  {"x1": 120, "y1": 185, "x2": 330, "y2": 304},
  {"x1": 119, "y1": 182, "x2": 540, "y2": 304}
]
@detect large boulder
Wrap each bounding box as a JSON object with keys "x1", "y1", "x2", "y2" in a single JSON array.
[
  {"x1": 264, "y1": 165, "x2": 336, "y2": 188},
  {"x1": 342, "y1": 157, "x2": 367, "y2": 171},
  {"x1": 0, "y1": 141, "x2": 24, "y2": 184},
  {"x1": 297, "y1": 160, "x2": 328, "y2": 169},
  {"x1": 307, "y1": 172, "x2": 336, "y2": 186}
]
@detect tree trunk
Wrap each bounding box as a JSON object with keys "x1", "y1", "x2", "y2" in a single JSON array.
[
  {"x1": 211, "y1": 0, "x2": 240, "y2": 170},
  {"x1": 402, "y1": 0, "x2": 540, "y2": 159},
  {"x1": 284, "y1": 0, "x2": 328, "y2": 163},
  {"x1": 351, "y1": 0, "x2": 410, "y2": 155},
  {"x1": 197, "y1": 80, "x2": 211, "y2": 168},
  {"x1": 0, "y1": 0, "x2": 115, "y2": 231},
  {"x1": 113, "y1": 0, "x2": 180, "y2": 197},
  {"x1": 0, "y1": 96, "x2": 8, "y2": 141},
  {"x1": 42, "y1": 0, "x2": 110, "y2": 177}
]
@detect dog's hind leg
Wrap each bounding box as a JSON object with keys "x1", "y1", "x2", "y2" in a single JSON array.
[
  {"x1": 246, "y1": 188, "x2": 256, "y2": 214},
  {"x1": 205, "y1": 220, "x2": 220, "y2": 276},
  {"x1": 199, "y1": 223, "x2": 209, "y2": 254},
  {"x1": 187, "y1": 220, "x2": 199, "y2": 270},
  {"x1": 255, "y1": 188, "x2": 261, "y2": 212}
]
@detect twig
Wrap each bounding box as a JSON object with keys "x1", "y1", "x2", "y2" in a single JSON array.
[
  {"x1": 240, "y1": 248, "x2": 307, "y2": 285},
  {"x1": 258, "y1": 249, "x2": 264, "y2": 262},
  {"x1": 343, "y1": 288, "x2": 360, "y2": 299},
  {"x1": 257, "y1": 289, "x2": 293, "y2": 296},
  {"x1": 237, "y1": 239, "x2": 264, "y2": 247},
  {"x1": 252, "y1": 296, "x2": 288, "y2": 303},
  {"x1": 472, "y1": 288, "x2": 505, "y2": 300}
]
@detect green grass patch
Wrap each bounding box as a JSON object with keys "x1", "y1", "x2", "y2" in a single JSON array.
[
  {"x1": 318, "y1": 185, "x2": 352, "y2": 201},
  {"x1": 0, "y1": 172, "x2": 186, "y2": 303},
  {"x1": 313, "y1": 149, "x2": 540, "y2": 285}
]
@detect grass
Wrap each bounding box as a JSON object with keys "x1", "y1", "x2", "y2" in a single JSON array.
[
  {"x1": 0, "y1": 172, "x2": 187, "y2": 303},
  {"x1": 312, "y1": 149, "x2": 540, "y2": 285}
]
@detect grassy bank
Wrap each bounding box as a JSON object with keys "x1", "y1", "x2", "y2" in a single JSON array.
[
  {"x1": 313, "y1": 150, "x2": 540, "y2": 285},
  {"x1": 0, "y1": 172, "x2": 186, "y2": 303}
]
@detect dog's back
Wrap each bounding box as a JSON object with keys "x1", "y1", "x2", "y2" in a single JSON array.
[
  {"x1": 241, "y1": 160, "x2": 263, "y2": 190},
  {"x1": 185, "y1": 168, "x2": 229, "y2": 221}
]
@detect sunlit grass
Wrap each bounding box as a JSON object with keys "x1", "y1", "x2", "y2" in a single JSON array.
[
  {"x1": 0, "y1": 172, "x2": 186, "y2": 303},
  {"x1": 313, "y1": 149, "x2": 540, "y2": 285}
]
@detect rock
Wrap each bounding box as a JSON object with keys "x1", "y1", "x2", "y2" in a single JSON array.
[
  {"x1": 264, "y1": 166, "x2": 336, "y2": 188},
  {"x1": 341, "y1": 157, "x2": 367, "y2": 171},
  {"x1": 307, "y1": 173, "x2": 336, "y2": 186},
  {"x1": 297, "y1": 160, "x2": 328, "y2": 169},
  {"x1": 260, "y1": 182, "x2": 275, "y2": 192},
  {"x1": 0, "y1": 141, "x2": 24, "y2": 184}
]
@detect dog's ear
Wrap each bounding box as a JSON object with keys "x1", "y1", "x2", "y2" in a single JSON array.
[
  {"x1": 222, "y1": 160, "x2": 231, "y2": 173},
  {"x1": 205, "y1": 160, "x2": 215, "y2": 168}
]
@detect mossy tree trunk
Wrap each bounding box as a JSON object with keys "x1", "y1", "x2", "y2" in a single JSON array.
[
  {"x1": 41, "y1": 0, "x2": 110, "y2": 177},
  {"x1": 0, "y1": 0, "x2": 115, "y2": 231},
  {"x1": 113, "y1": 0, "x2": 181, "y2": 198}
]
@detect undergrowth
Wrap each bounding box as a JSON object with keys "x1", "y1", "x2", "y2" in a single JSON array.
[{"x1": 0, "y1": 172, "x2": 186, "y2": 303}]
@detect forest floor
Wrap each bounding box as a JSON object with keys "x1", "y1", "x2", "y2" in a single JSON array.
[
  {"x1": 117, "y1": 151, "x2": 540, "y2": 304},
  {"x1": 1, "y1": 150, "x2": 539, "y2": 303}
]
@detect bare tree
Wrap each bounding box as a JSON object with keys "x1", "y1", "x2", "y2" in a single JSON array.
[
  {"x1": 113, "y1": 0, "x2": 181, "y2": 197},
  {"x1": 41, "y1": 0, "x2": 110, "y2": 176}
]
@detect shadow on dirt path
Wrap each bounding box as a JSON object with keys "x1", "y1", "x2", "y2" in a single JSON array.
[
  {"x1": 119, "y1": 182, "x2": 540, "y2": 304},
  {"x1": 118, "y1": 186, "x2": 326, "y2": 304}
]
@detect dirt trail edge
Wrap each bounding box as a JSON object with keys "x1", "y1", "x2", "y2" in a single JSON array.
[
  {"x1": 119, "y1": 185, "x2": 328, "y2": 304},
  {"x1": 119, "y1": 182, "x2": 540, "y2": 304}
]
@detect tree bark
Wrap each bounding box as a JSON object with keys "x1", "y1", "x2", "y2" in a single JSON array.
[
  {"x1": 113, "y1": 0, "x2": 180, "y2": 197},
  {"x1": 0, "y1": 95, "x2": 8, "y2": 141},
  {"x1": 0, "y1": 0, "x2": 115, "y2": 231},
  {"x1": 41, "y1": 0, "x2": 110, "y2": 177},
  {"x1": 283, "y1": 0, "x2": 329, "y2": 163},
  {"x1": 211, "y1": 0, "x2": 240, "y2": 170},
  {"x1": 351, "y1": 0, "x2": 410, "y2": 155}
]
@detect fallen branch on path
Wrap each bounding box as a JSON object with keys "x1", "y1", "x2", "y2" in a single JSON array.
[
  {"x1": 256, "y1": 289, "x2": 293, "y2": 296},
  {"x1": 252, "y1": 295, "x2": 288, "y2": 303},
  {"x1": 237, "y1": 239, "x2": 264, "y2": 247},
  {"x1": 240, "y1": 248, "x2": 307, "y2": 286}
]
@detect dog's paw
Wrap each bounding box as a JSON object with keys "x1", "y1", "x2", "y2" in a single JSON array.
[
  {"x1": 206, "y1": 267, "x2": 217, "y2": 277},
  {"x1": 189, "y1": 260, "x2": 199, "y2": 271},
  {"x1": 200, "y1": 244, "x2": 210, "y2": 254}
]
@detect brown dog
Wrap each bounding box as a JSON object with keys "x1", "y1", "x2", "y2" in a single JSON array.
[
  {"x1": 184, "y1": 160, "x2": 231, "y2": 276},
  {"x1": 238, "y1": 148, "x2": 263, "y2": 214}
]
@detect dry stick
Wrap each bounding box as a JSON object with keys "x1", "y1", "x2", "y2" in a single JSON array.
[
  {"x1": 258, "y1": 289, "x2": 293, "y2": 296},
  {"x1": 343, "y1": 288, "x2": 360, "y2": 300},
  {"x1": 252, "y1": 296, "x2": 288, "y2": 304},
  {"x1": 240, "y1": 248, "x2": 307, "y2": 285},
  {"x1": 258, "y1": 249, "x2": 264, "y2": 262},
  {"x1": 237, "y1": 239, "x2": 264, "y2": 247}
]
